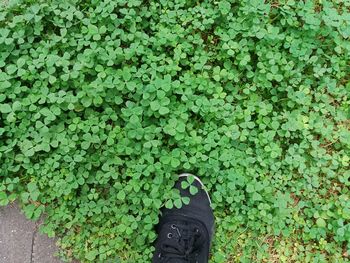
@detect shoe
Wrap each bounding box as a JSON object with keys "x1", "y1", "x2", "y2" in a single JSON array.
[{"x1": 152, "y1": 173, "x2": 215, "y2": 263}]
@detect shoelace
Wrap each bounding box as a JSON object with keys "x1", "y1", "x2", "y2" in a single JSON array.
[{"x1": 159, "y1": 223, "x2": 202, "y2": 263}]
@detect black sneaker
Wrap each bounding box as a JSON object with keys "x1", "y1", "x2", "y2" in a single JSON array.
[{"x1": 152, "y1": 173, "x2": 215, "y2": 263}]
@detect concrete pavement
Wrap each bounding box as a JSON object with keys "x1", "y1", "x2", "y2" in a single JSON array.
[{"x1": 0, "y1": 203, "x2": 64, "y2": 263}]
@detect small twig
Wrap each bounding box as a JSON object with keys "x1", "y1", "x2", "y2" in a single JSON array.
[{"x1": 321, "y1": 139, "x2": 338, "y2": 148}]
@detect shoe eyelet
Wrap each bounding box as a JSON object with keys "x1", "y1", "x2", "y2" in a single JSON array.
[
  {"x1": 167, "y1": 233, "x2": 173, "y2": 239},
  {"x1": 158, "y1": 253, "x2": 162, "y2": 258},
  {"x1": 171, "y1": 224, "x2": 176, "y2": 229}
]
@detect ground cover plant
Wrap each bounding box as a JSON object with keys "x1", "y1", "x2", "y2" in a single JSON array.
[{"x1": 1, "y1": 0, "x2": 350, "y2": 262}]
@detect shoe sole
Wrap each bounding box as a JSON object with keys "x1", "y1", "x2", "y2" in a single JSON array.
[{"x1": 178, "y1": 173, "x2": 212, "y2": 204}]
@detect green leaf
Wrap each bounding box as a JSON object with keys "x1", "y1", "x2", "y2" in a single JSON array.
[
  {"x1": 159, "y1": 106, "x2": 169, "y2": 115},
  {"x1": 182, "y1": 197, "x2": 190, "y2": 205},
  {"x1": 218, "y1": 1, "x2": 231, "y2": 14},
  {"x1": 143, "y1": 198, "x2": 152, "y2": 207},
  {"x1": 81, "y1": 141, "x2": 91, "y2": 150},
  {"x1": 24, "y1": 148, "x2": 35, "y2": 157},
  {"x1": 165, "y1": 200, "x2": 173, "y2": 209},
  {"x1": 150, "y1": 101, "x2": 160, "y2": 111},
  {"x1": 181, "y1": 181, "x2": 189, "y2": 189},
  {"x1": 171, "y1": 158, "x2": 180, "y2": 168},
  {"x1": 6, "y1": 64, "x2": 17, "y2": 74},
  {"x1": 174, "y1": 198, "x2": 182, "y2": 209},
  {"x1": 81, "y1": 97, "x2": 92, "y2": 107},
  {"x1": 23, "y1": 204, "x2": 36, "y2": 219},
  {"x1": 246, "y1": 184, "x2": 255, "y2": 193},
  {"x1": 0, "y1": 103, "x2": 12, "y2": 113},
  {"x1": 88, "y1": 24, "x2": 99, "y2": 35},
  {"x1": 189, "y1": 185, "x2": 198, "y2": 195},
  {"x1": 117, "y1": 190, "x2": 126, "y2": 201},
  {"x1": 187, "y1": 175, "x2": 195, "y2": 184},
  {"x1": 316, "y1": 218, "x2": 326, "y2": 228},
  {"x1": 85, "y1": 250, "x2": 98, "y2": 261},
  {"x1": 252, "y1": 192, "x2": 262, "y2": 201},
  {"x1": 0, "y1": 192, "x2": 8, "y2": 206}
]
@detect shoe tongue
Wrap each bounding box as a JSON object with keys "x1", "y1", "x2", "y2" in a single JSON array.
[{"x1": 159, "y1": 220, "x2": 204, "y2": 262}]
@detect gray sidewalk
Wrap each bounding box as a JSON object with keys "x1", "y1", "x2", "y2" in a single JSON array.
[{"x1": 0, "y1": 203, "x2": 64, "y2": 263}]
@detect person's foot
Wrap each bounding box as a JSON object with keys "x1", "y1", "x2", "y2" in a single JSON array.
[{"x1": 152, "y1": 173, "x2": 215, "y2": 263}]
